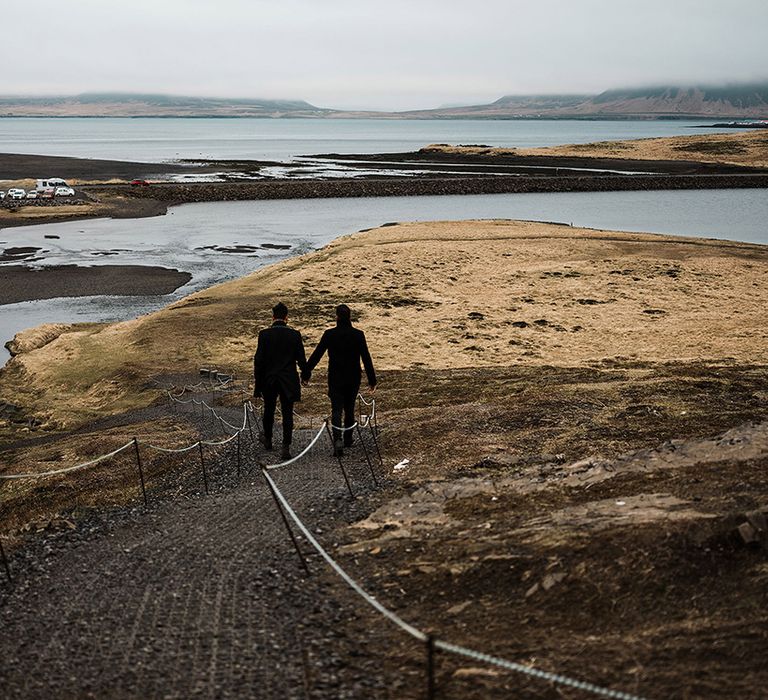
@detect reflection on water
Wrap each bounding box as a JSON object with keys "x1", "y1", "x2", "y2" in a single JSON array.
[{"x1": 1, "y1": 187, "x2": 766, "y2": 361}]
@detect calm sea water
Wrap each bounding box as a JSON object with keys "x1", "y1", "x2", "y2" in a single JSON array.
[
  {"x1": 2, "y1": 187, "x2": 766, "y2": 361},
  {"x1": 0, "y1": 117, "x2": 740, "y2": 163}
]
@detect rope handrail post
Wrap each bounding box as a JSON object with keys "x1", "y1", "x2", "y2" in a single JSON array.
[
  {"x1": 198, "y1": 442, "x2": 209, "y2": 495},
  {"x1": 426, "y1": 634, "x2": 437, "y2": 700},
  {"x1": 368, "y1": 420, "x2": 384, "y2": 468},
  {"x1": 324, "y1": 421, "x2": 354, "y2": 497},
  {"x1": 0, "y1": 538, "x2": 11, "y2": 583},
  {"x1": 356, "y1": 423, "x2": 379, "y2": 486},
  {"x1": 132, "y1": 437, "x2": 148, "y2": 507},
  {"x1": 261, "y1": 467, "x2": 310, "y2": 575},
  {"x1": 236, "y1": 430, "x2": 242, "y2": 480},
  {"x1": 251, "y1": 404, "x2": 645, "y2": 700},
  {"x1": 245, "y1": 402, "x2": 256, "y2": 449}
]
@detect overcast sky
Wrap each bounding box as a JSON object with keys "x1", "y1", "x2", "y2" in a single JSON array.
[{"x1": 3, "y1": 0, "x2": 767, "y2": 110}]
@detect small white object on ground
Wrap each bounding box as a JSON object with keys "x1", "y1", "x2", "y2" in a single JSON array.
[{"x1": 393, "y1": 458, "x2": 410, "y2": 472}]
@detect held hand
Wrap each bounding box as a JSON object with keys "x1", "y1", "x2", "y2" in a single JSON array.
[
  {"x1": 301, "y1": 379, "x2": 309, "y2": 387},
  {"x1": 368, "y1": 383, "x2": 376, "y2": 395}
]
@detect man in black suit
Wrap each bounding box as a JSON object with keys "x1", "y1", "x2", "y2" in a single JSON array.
[
  {"x1": 304, "y1": 304, "x2": 376, "y2": 456},
  {"x1": 253, "y1": 302, "x2": 308, "y2": 460}
]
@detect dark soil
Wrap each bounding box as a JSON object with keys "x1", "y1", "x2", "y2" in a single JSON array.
[
  {"x1": 2, "y1": 362, "x2": 767, "y2": 698},
  {"x1": 0, "y1": 264, "x2": 192, "y2": 305},
  {"x1": 313, "y1": 148, "x2": 768, "y2": 175},
  {"x1": 0, "y1": 152, "x2": 215, "y2": 180}
]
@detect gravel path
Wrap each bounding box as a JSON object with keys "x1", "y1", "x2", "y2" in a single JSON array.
[{"x1": 0, "y1": 397, "x2": 405, "y2": 698}]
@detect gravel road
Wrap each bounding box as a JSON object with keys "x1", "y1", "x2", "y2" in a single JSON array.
[{"x1": 0, "y1": 397, "x2": 409, "y2": 699}]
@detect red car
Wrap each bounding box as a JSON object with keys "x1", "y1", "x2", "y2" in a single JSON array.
[{"x1": 130, "y1": 179, "x2": 150, "y2": 186}]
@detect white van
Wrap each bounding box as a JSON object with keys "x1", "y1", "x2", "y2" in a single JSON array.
[{"x1": 36, "y1": 178, "x2": 68, "y2": 193}]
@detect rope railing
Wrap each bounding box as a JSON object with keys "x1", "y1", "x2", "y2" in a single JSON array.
[
  {"x1": 261, "y1": 467, "x2": 644, "y2": 700},
  {"x1": 0, "y1": 397, "x2": 251, "y2": 480},
  {"x1": 263, "y1": 423, "x2": 328, "y2": 470},
  {"x1": 143, "y1": 402, "x2": 251, "y2": 452},
  {"x1": 0, "y1": 376, "x2": 646, "y2": 698},
  {"x1": 0, "y1": 441, "x2": 135, "y2": 480}
]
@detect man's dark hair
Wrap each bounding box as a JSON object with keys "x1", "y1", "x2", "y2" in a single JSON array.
[
  {"x1": 336, "y1": 304, "x2": 351, "y2": 322},
  {"x1": 272, "y1": 302, "x2": 288, "y2": 319}
]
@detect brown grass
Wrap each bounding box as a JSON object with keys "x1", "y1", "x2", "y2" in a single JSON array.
[
  {"x1": 2, "y1": 219, "x2": 766, "y2": 439},
  {"x1": 425, "y1": 130, "x2": 768, "y2": 168}
]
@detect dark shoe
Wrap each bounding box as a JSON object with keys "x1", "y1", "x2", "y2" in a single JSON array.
[
  {"x1": 280, "y1": 445, "x2": 291, "y2": 460},
  {"x1": 333, "y1": 439, "x2": 344, "y2": 458},
  {"x1": 344, "y1": 436, "x2": 354, "y2": 448},
  {"x1": 262, "y1": 436, "x2": 273, "y2": 451}
]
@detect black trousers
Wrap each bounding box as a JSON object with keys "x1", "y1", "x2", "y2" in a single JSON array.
[
  {"x1": 262, "y1": 388, "x2": 294, "y2": 446},
  {"x1": 330, "y1": 386, "x2": 358, "y2": 445}
]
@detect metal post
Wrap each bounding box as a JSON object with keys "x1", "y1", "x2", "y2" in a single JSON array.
[
  {"x1": 198, "y1": 442, "x2": 209, "y2": 495},
  {"x1": 426, "y1": 634, "x2": 436, "y2": 700},
  {"x1": 324, "y1": 422, "x2": 354, "y2": 497},
  {"x1": 236, "y1": 430, "x2": 242, "y2": 480},
  {"x1": 245, "y1": 403, "x2": 256, "y2": 449},
  {"x1": 356, "y1": 424, "x2": 379, "y2": 486},
  {"x1": 132, "y1": 437, "x2": 148, "y2": 507},
  {"x1": 261, "y1": 469, "x2": 310, "y2": 574},
  {"x1": 0, "y1": 538, "x2": 11, "y2": 583},
  {"x1": 369, "y1": 421, "x2": 384, "y2": 468}
]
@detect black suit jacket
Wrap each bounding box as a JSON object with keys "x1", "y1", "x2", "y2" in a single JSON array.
[
  {"x1": 253, "y1": 320, "x2": 308, "y2": 402},
  {"x1": 304, "y1": 321, "x2": 376, "y2": 393}
]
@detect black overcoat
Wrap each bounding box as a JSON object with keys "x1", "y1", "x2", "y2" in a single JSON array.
[
  {"x1": 304, "y1": 321, "x2": 376, "y2": 394},
  {"x1": 253, "y1": 321, "x2": 308, "y2": 402}
]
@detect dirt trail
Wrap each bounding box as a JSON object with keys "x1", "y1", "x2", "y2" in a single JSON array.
[{"x1": 0, "y1": 401, "x2": 409, "y2": 699}]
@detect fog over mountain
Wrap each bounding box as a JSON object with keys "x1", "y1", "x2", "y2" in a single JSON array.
[{"x1": 1, "y1": 84, "x2": 767, "y2": 119}]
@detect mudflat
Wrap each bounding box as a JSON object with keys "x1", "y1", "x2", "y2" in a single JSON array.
[{"x1": 0, "y1": 264, "x2": 191, "y2": 306}]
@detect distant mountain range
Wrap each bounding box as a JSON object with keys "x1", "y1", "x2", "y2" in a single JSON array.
[
  {"x1": 0, "y1": 93, "x2": 330, "y2": 118},
  {"x1": 1, "y1": 84, "x2": 767, "y2": 119},
  {"x1": 399, "y1": 84, "x2": 768, "y2": 119}
]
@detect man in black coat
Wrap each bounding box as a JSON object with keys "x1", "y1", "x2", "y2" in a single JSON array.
[
  {"x1": 303, "y1": 304, "x2": 376, "y2": 456},
  {"x1": 253, "y1": 302, "x2": 308, "y2": 459}
]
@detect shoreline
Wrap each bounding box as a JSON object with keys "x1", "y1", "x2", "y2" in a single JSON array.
[{"x1": 3, "y1": 173, "x2": 767, "y2": 231}]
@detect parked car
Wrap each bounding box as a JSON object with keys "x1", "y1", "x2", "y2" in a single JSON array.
[
  {"x1": 26, "y1": 190, "x2": 38, "y2": 199},
  {"x1": 0, "y1": 191, "x2": 5, "y2": 200},
  {"x1": 54, "y1": 186, "x2": 75, "y2": 197},
  {"x1": 130, "y1": 179, "x2": 150, "y2": 186},
  {"x1": 7, "y1": 188, "x2": 26, "y2": 200}
]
